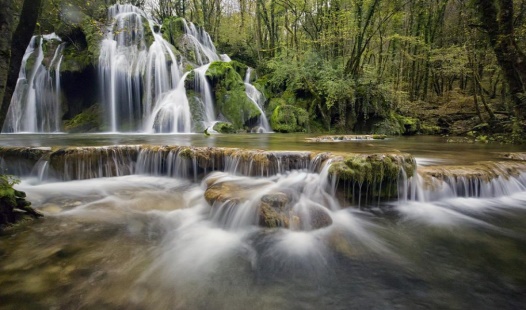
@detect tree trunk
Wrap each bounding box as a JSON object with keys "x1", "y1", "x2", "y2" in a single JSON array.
[
  {"x1": 0, "y1": 0, "x2": 42, "y2": 129},
  {"x1": 0, "y1": 0, "x2": 17, "y2": 117},
  {"x1": 475, "y1": 0, "x2": 526, "y2": 120}
]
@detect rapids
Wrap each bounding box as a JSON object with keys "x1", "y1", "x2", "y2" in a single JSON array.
[{"x1": 1, "y1": 135, "x2": 526, "y2": 309}]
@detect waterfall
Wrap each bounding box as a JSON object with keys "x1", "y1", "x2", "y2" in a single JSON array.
[
  {"x1": 2, "y1": 34, "x2": 64, "y2": 133},
  {"x1": 194, "y1": 63, "x2": 215, "y2": 126},
  {"x1": 99, "y1": 3, "x2": 181, "y2": 132},
  {"x1": 182, "y1": 20, "x2": 220, "y2": 65},
  {"x1": 97, "y1": 4, "x2": 227, "y2": 133},
  {"x1": 244, "y1": 68, "x2": 271, "y2": 132},
  {"x1": 146, "y1": 72, "x2": 192, "y2": 133}
]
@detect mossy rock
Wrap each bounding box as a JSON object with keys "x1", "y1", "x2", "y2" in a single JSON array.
[
  {"x1": 57, "y1": 15, "x2": 105, "y2": 72},
  {"x1": 0, "y1": 175, "x2": 42, "y2": 228},
  {"x1": 329, "y1": 153, "x2": 416, "y2": 203},
  {"x1": 372, "y1": 116, "x2": 404, "y2": 135},
  {"x1": 229, "y1": 60, "x2": 248, "y2": 81},
  {"x1": 206, "y1": 61, "x2": 261, "y2": 129},
  {"x1": 420, "y1": 123, "x2": 442, "y2": 135},
  {"x1": 270, "y1": 105, "x2": 309, "y2": 133},
  {"x1": 161, "y1": 17, "x2": 186, "y2": 46},
  {"x1": 186, "y1": 90, "x2": 206, "y2": 132},
  {"x1": 372, "y1": 114, "x2": 419, "y2": 136},
  {"x1": 395, "y1": 115, "x2": 420, "y2": 135},
  {"x1": 213, "y1": 122, "x2": 235, "y2": 133},
  {"x1": 61, "y1": 43, "x2": 92, "y2": 73},
  {"x1": 64, "y1": 104, "x2": 101, "y2": 133}
]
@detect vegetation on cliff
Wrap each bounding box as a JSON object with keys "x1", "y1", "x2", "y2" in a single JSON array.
[{"x1": 0, "y1": 0, "x2": 525, "y2": 140}]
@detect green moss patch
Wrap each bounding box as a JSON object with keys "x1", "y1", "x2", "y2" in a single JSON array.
[{"x1": 270, "y1": 105, "x2": 309, "y2": 133}]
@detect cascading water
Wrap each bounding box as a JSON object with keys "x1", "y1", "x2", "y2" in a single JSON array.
[
  {"x1": 2, "y1": 34, "x2": 64, "y2": 133},
  {"x1": 99, "y1": 4, "x2": 182, "y2": 132},
  {"x1": 182, "y1": 19, "x2": 220, "y2": 65},
  {"x1": 1, "y1": 141, "x2": 526, "y2": 308},
  {"x1": 98, "y1": 4, "x2": 225, "y2": 133},
  {"x1": 145, "y1": 72, "x2": 192, "y2": 133},
  {"x1": 244, "y1": 68, "x2": 271, "y2": 132},
  {"x1": 194, "y1": 63, "x2": 215, "y2": 126}
]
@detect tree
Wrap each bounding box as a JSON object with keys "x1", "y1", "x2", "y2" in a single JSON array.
[
  {"x1": 0, "y1": 0, "x2": 20, "y2": 120},
  {"x1": 0, "y1": 0, "x2": 43, "y2": 128},
  {"x1": 475, "y1": 0, "x2": 526, "y2": 122}
]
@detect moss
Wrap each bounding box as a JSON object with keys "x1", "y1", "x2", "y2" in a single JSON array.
[
  {"x1": 206, "y1": 61, "x2": 261, "y2": 129},
  {"x1": 63, "y1": 104, "x2": 101, "y2": 133},
  {"x1": 0, "y1": 175, "x2": 42, "y2": 229},
  {"x1": 161, "y1": 17, "x2": 186, "y2": 46},
  {"x1": 329, "y1": 153, "x2": 416, "y2": 203},
  {"x1": 186, "y1": 90, "x2": 206, "y2": 132},
  {"x1": 270, "y1": 105, "x2": 309, "y2": 133},
  {"x1": 373, "y1": 116, "x2": 404, "y2": 135},
  {"x1": 267, "y1": 98, "x2": 286, "y2": 113},
  {"x1": 420, "y1": 123, "x2": 442, "y2": 135},
  {"x1": 229, "y1": 60, "x2": 248, "y2": 80},
  {"x1": 56, "y1": 15, "x2": 104, "y2": 73},
  {"x1": 395, "y1": 115, "x2": 420, "y2": 135},
  {"x1": 178, "y1": 147, "x2": 194, "y2": 159},
  {"x1": 373, "y1": 114, "x2": 420, "y2": 136},
  {"x1": 213, "y1": 122, "x2": 235, "y2": 133},
  {"x1": 60, "y1": 43, "x2": 92, "y2": 73}
]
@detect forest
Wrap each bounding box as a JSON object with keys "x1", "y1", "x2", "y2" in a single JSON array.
[{"x1": 0, "y1": 0, "x2": 525, "y2": 141}]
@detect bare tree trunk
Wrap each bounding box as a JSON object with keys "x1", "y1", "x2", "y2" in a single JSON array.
[
  {"x1": 475, "y1": 0, "x2": 526, "y2": 120},
  {"x1": 0, "y1": 0, "x2": 17, "y2": 118},
  {"x1": 0, "y1": 0, "x2": 42, "y2": 128}
]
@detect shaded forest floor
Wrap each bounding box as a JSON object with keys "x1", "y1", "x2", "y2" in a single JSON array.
[{"x1": 399, "y1": 89, "x2": 515, "y2": 143}]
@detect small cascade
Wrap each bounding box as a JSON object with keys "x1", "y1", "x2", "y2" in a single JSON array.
[
  {"x1": 5, "y1": 144, "x2": 526, "y2": 207},
  {"x1": 181, "y1": 20, "x2": 220, "y2": 65},
  {"x1": 244, "y1": 68, "x2": 271, "y2": 132},
  {"x1": 194, "y1": 63, "x2": 215, "y2": 126},
  {"x1": 205, "y1": 167, "x2": 334, "y2": 231},
  {"x1": 146, "y1": 72, "x2": 192, "y2": 133},
  {"x1": 99, "y1": 4, "x2": 181, "y2": 132},
  {"x1": 401, "y1": 162, "x2": 526, "y2": 202},
  {"x1": 2, "y1": 35, "x2": 64, "y2": 133}
]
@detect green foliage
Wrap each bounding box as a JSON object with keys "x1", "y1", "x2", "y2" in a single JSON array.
[
  {"x1": 262, "y1": 51, "x2": 399, "y2": 132},
  {"x1": 270, "y1": 105, "x2": 309, "y2": 133},
  {"x1": 161, "y1": 17, "x2": 186, "y2": 46},
  {"x1": 206, "y1": 61, "x2": 261, "y2": 128},
  {"x1": 0, "y1": 175, "x2": 20, "y2": 207},
  {"x1": 212, "y1": 121, "x2": 235, "y2": 133}
]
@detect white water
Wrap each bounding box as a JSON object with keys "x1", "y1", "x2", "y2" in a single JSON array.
[
  {"x1": 244, "y1": 68, "x2": 271, "y2": 132},
  {"x1": 3, "y1": 142, "x2": 526, "y2": 308},
  {"x1": 99, "y1": 4, "x2": 182, "y2": 132},
  {"x1": 194, "y1": 63, "x2": 215, "y2": 126},
  {"x1": 145, "y1": 73, "x2": 192, "y2": 133},
  {"x1": 182, "y1": 19, "x2": 220, "y2": 65},
  {"x1": 97, "y1": 4, "x2": 229, "y2": 133},
  {"x1": 3, "y1": 35, "x2": 64, "y2": 133}
]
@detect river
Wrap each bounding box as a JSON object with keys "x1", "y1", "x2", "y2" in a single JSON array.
[{"x1": 0, "y1": 134, "x2": 525, "y2": 309}]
